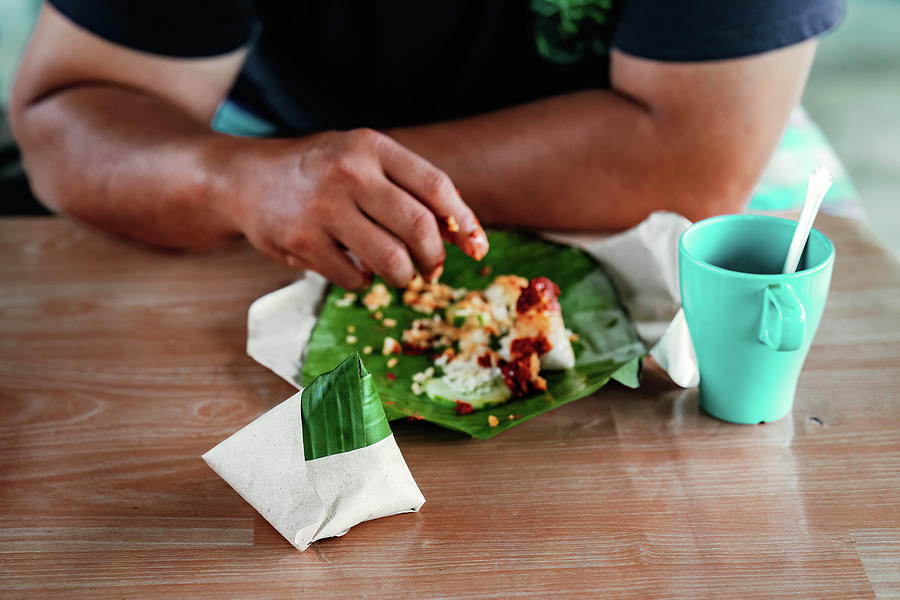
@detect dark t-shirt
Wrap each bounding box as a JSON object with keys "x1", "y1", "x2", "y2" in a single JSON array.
[{"x1": 49, "y1": 0, "x2": 842, "y2": 135}]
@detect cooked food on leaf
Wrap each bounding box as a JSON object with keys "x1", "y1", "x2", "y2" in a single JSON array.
[
  {"x1": 362, "y1": 283, "x2": 392, "y2": 312},
  {"x1": 303, "y1": 231, "x2": 643, "y2": 440},
  {"x1": 390, "y1": 274, "x2": 575, "y2": 411}
]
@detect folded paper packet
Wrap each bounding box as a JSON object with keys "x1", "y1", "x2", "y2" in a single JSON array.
[
  {"x1": 203, "y1": 354, "x2": 425, "y2": 550},
  {"x1": 247, "y1": 210, "x2": 699, "y2": 390},
  {"x1": 542, "y1": 211, "x2": 698, "y2": 387}
]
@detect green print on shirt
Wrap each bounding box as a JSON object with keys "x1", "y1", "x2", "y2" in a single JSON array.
[{"x1": 532, "y1": 0, "x2": 614, "y2": 64}]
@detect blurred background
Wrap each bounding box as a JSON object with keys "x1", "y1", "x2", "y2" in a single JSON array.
[
  {"x1": 1, "y1": 0, "x2": 897, "y2": 256},
  {"x1": 802, "y1": 0, "x2": 900, "y2": 257}
]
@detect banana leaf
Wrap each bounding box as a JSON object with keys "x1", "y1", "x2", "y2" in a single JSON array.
[
  {"x1": 301, "y1": 353, "x2": 393, "y2": 460},
  {"x1": 300, "y1": 232, "x2": 644, "y2": 440}
]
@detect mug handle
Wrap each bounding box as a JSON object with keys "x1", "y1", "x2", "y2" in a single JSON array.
[{"x1": 758, "y1": 284, "x2": 806, "y2": 351}]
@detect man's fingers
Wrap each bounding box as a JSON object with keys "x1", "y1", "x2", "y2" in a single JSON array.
[
  {"x1": 328, "y1": 211, "x2": 416, "y2": 288},
  {"x1": 354, "y1": 181, "x2": 446, "y2": 280},
  {"x1": 284, "y1": 239, "x2": 371, "y2": 291},
  {"x1": 376, "y1": 136, "x2": 489, "y2": 261}
]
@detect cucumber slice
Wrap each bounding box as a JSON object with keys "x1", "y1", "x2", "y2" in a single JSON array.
[
  {"x1": 446, "y1": 306, "x2": 489, "y2": 328},
  {"x1": 425, "y1": 376, "x2": 511, "y2": 410}
]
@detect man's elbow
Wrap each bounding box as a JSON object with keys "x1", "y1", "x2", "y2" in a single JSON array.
[
  {"x1": 678, "y1": 185, "x2": 749, "y2": 223},
  {"x1": 668, "y1": 158, "x2": 759, "y2": 223},
  {"x1": 12, "y1": 144, "x2": 69, "y2": 217},
  {"x1": 9, "y1": 105, "x2": 64, "y2": 214}
]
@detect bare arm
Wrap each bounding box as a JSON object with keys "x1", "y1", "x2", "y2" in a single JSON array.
[
  {"x1": 10, "y1": 6, "x2": 247, "y2": 248},
  {"x1": 13, "y1": 3, "x2": 815, "y2": 289},
  {"x1": 11, "y1": 5, "x2": 487, "y2": 289},
  {"x1": 389, "y1": 43, "x2": 818, "y2": 229}
]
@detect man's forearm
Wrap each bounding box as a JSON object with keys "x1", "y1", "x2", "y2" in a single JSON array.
[
  {"x1": 14, "y1": 85, "x2": 243, "y2": 250},
  {"x1": 389, "y1": 88, "x2": 754, "y2": 231},
  {"x1": 387, "y1": 37, "x2": 821, "y2": 232},
  {"x1": 12, "y1": 83, "x2": 490, "y2": 288}
]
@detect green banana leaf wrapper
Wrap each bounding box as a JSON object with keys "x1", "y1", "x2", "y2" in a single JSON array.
[
  {"x1": 301, "y1": 353, "x2": 392, "y2": 460},
  {"x1": 300, "y1": 232, "x2": 644, "y2": 440}
]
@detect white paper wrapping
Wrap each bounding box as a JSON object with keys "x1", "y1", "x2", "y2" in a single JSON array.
[
  {"x1": 247, "y1": 211, "x2": 699, "y2": 389},
  {"x1": 202, "y1": 391, "x2": 426, "y2": 550},
  {"x1": 542, "y1": 211, "x2": 699, "y2": 387},
  {"x1": 246, "y1": 271, "x2": 329, "y2": 386}
]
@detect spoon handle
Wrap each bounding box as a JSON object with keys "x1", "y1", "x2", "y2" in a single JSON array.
[{"x1": 782, "y1": 166, "x2": 833, "y2": 274}]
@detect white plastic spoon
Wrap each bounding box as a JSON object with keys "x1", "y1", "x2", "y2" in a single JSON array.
[{"x1": 782, "y1": 165, "x2": 833, "y2": 274}]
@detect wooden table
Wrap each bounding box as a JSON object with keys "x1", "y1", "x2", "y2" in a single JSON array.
[{"x1": 1, "y1": 215, "x2": 898, "y2": 599}]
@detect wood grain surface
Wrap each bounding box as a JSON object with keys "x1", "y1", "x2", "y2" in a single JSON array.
[{"x1": 1, "y1": 215, "x2": 898, "y2": 599}]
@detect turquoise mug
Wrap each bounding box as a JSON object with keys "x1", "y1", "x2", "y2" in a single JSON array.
[{"x1": 678, "y1": 214, "x2": 835, "y2": 424}]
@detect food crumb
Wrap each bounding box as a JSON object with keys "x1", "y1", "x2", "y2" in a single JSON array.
[
  {"x1": 335, "y1": 293, "x2": 357, "y2": 307},
  {"x1": 373, "y1": 311, "x2": 384, "y2": 320},
  {"x1": 387, "y1": 357, "x2": 398, "y2": 368},
  {"x1": 454, "y1": 400, "x2": 474, "y2": 415},
  {"x1": 488, "y1": 415, "x2": 500, "y2": 427},
  {"x1": 347, "y1": 325, "x2": 356, "y2": 333},
  {"x1": 507, "y1": 414, "x2": 521, "y2": 421},
  {"x1": 446, "y1": 215, "x2": 460, "y2": 233},
  {"x1": 386, "y1": 372, "x2": 396, "y2": 381},
  {"x1": 362, "y1": 345, "x2": 373, "y2": 355},
  {"x1": 402, "y1": 342, "x2": 429, "y2": 355},
  {"x1": 382, "y1": 317, "x2": 397, "y2": 328},
  {"x1": 384, "y1": 401, "x2": 396, "y2": 406},
  {"x1": 363, "y1": 283, "x2": 392, "y2": 311},
  {"x1": 411, "y1": 381, "x2": 423, "y2": 395},
  {"x1": 382, "y1": 336, "x2": 402, "y2": 355},
  {"x1": 345, "y1": 335, "x2": 358, "y2": 344},
  {"x1": 479, "y1": 265, "x2": 492, "y2": 277}
]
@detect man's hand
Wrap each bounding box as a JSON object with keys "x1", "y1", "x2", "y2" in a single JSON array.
[
  {"x1": 11, "y1": 5, "x2": 486, "y2": 290},
  {"x1": 227, "y1": 129, "x2": 488, "y2": 289}
]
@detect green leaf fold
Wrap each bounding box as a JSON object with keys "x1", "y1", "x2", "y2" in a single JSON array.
[{"x1": 301, "y1": 353, "x2": 392, "y2": 460}]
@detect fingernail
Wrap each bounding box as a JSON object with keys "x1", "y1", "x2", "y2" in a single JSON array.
[
  {"x1": 425, "y1": 263, "x2": 444, "y2": 284},
  {"x1": 467, "y1": 230, "x2": 489, "y2": 261}
]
